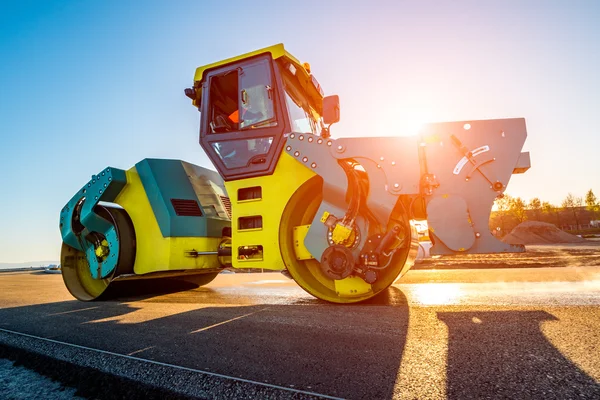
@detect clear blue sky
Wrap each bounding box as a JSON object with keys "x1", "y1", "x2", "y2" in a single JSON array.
[{"x1": 1, "y1": 0, "x2": 599, "y2": 262}]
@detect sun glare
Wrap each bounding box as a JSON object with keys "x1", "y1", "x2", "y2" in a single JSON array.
[
  {"x1": 375, "y1": 106, "x2": 433, "y2": 137},
  {"x1": 412, "y1": 283, "x2": 463, "y2": 305}
]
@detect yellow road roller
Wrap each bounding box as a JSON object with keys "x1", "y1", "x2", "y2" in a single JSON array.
[{"x1": 59, "y1": 44, "x2": 531, "y2": 303}]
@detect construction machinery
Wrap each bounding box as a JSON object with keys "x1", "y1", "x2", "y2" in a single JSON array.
[{"x1": 59, "y1": 44, "x2": 531, "y2": 303}]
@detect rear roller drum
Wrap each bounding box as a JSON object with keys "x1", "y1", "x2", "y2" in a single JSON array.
[{"x1": 279, "y1": 177, "x2": 417, "y2": 304}]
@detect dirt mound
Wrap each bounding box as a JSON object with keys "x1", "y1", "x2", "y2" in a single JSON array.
[{"x1": 502, "y1": 221, "x2": 587, "y2": 245}]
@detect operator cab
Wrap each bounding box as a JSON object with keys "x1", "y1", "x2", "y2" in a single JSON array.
[{"x1": 188, "y1": 47, "x2": 339, "y2": 181}]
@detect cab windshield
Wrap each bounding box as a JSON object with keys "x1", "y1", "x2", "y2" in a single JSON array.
[{"x1": 280, "y1": 65, "x2": 321, "y2": 135}]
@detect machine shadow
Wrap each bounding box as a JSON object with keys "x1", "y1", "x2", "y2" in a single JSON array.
[
  {"x1": 438, "y1": 310, "x2": 600, "y2": 399},
  {"x1": 101, "y1": 277, "x2": 203, "y2": 301},
  {"x1": 0, "y1": 286, "x2": 410, "y2": 400}
]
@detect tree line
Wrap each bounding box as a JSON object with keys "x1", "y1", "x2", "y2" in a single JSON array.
[{"x1": 490, "y1": 189, "x2": 599, "y2": 235}]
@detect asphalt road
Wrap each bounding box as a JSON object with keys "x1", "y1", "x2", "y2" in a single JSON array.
[{"x1": 0, "y1": 267, "x2": 599, "y2": 399}]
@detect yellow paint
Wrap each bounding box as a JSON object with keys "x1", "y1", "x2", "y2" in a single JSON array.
[
  {"x1": 292, "y1": 225, "x2": 314, "y2": 260},
  {"x1": 331, "y1": 223, "x2": 353, "y2": 244},
  {"x1": 114, "y1": 167, "x2": 223, "y2": 275},
  {"x1": 61, "y1": 243, "x2": 111, "y2": 300},
  {"x1": 334, "y1": 276, "x2": 373, "y2": 297},
  {"x1": 224, "y1": 152, "x2": 316, "y2": 270},
  {"x1": 320, "y1": 211, "x2": 331, "y2": 223}
]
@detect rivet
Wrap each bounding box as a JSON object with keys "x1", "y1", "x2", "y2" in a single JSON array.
[
  {"x1": 380, "y1": 156, "x2": 384, "y2": 161},
  {"x1": 317, "y1": 138, "x2": 323, "y2": 144},
  {"x1": 391, "y1": 161, "x2": 396, "y2": 166},
  {"x1": 286, "y1": 145, "x2": 292, "y2": 151},
  {"x1": 99, "y1": 189, "x2": 103, "y2": 194},
  {"x1": 294, "y1": 151, "x2": 300, "y2": 157},
  {"x1": 108, "y1": 177, "x2": 112, "y2": 181},
  {"x1": 94, "y1": 196, "x2": 98, "y2": 200},
  {"x1": 101, "y1": 172, "x2": 105, "y2": 176},
  {"x1": 308, "y1": 137, "x2": 313, "y2": 142},
  {"x1": 393, "y1": 183, "x2": 400, "y2": 188},
  {"x1": 299, "y1": 135, "x2": 304, "y2": 140},
  {"x1": 290, "y1": 133, "x2": 295, "y2": 139},
  {"x1": 475, "y1": 232, "x2": 481, "y2": 238},
  {"x1": 327, "y1": 141, "x2": 332, "y2": 146},
  {"x1": 311, "y1": 162, "x2": 317, "y2": 168},
  {"x1": 92, "y1": 180, "x2": 96, "y2": 184},
  {"x1": 302, "y1": 157, "x2": 308, "y2": 163},
  {"x1": 103, "y1": 183, "x2": 107, "y2": 188},
  {"x1": 377, "y1": 164, "x2": 381, "y2": 168}
]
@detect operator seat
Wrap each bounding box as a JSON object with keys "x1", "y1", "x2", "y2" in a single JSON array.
[{"x1": 211, "y1": 114, "x2": 234, "y2": 133}]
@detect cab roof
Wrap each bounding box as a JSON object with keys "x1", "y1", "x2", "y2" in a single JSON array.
[{"x1": 191, "y1": 43, "x2": 323, "y2": 114}]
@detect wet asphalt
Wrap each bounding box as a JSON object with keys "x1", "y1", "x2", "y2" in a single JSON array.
[{"x1": 0, "y1": 268, "x2": 599, "y2": 399}]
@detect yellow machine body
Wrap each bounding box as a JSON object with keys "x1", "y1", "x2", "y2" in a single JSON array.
[
  {"x1": 224, "y1": 152, "x2": 315, "y2": 270},
  {"x1": 59, "y1": 43, "x2": 530, "y2": 304},
  {"x1": 115, "y1": 167, "x2": 224, "y2": 275}
]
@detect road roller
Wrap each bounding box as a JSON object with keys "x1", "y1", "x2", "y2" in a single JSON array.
[{"x1": 59, "y1": 43, "x2": 531, "y2": 303}]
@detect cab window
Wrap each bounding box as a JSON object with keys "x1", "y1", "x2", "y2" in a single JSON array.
[
  {"x1": 211, "y1": 137, "x2": 273, "y2": 169},
  {"x1": 208, "y1": 59, "x2": 277, "y2": 134},
  {"x1": 281, "y1": 66, "x2": 321, "y2": 136},
  {"x1": 239, "y1": 59, "x2": 277, "y2": 130},
  {"x1": 209, "y1": 70, "x2": 238, "y2": 133}
]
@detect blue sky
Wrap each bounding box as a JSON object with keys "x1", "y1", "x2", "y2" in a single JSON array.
[{"x1": 1, "y1": 0, "x2": 599, "y2": 262}]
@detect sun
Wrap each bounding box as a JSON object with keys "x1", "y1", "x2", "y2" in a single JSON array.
[{"x1": 375, "y1": 105, "x2": 433, "y2": 137}]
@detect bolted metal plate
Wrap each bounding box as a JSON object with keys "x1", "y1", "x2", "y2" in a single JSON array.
[{"x1": 292, "y1": 225, "x2": 314, "y2": 260}]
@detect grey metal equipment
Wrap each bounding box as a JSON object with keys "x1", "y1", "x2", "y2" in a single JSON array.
[{"x1": 286, "y1": 118, "x2": 530, "y2": 257}]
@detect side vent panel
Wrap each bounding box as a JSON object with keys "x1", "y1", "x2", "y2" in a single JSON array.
[
  {"x1": 170, "y1": 199, "x2": 203, "y2": 217},
  {"x1": 238, "y1": 186, "x2": 262, "y2": 201},
  {"x1": 220, "y1": 195, "x2": 232, "y2": 218},
  {"x1": 238, "y1": 215, "x2": 262, "y2": 230}
]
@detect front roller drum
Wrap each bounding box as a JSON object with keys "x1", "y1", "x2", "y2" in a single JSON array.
[
  {"x1": 279, "y1": 177, "x2": 417, "y2": 304},
  {"x1": 61, "y1": 206, "x2": 221, "y2": 301},
  {"x1": 61, "y1": 205, "x2": 136, "y2": 301}
]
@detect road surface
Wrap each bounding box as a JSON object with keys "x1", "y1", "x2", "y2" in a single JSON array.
[{"x1": 1, "y1": 266, "x2": 599, "y2": 399}]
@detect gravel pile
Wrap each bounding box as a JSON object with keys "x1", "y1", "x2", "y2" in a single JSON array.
[{"x1": 502, "y1": 221, "x2": 586, "y2": 245}]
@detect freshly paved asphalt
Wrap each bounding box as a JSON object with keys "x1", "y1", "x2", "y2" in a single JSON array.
[{"x1": 0, "y1": 267, "x2": 599, "y2": 399}]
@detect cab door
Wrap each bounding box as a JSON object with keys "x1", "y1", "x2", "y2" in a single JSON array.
[{"x1": 199, "y1": 55, "x2": 289, "y2": 181}]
